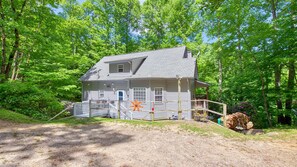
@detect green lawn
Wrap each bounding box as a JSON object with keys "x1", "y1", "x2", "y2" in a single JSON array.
[
  {"x1": 0, "y1": 109, "x2": 173, "y2": 126},
  {"x1": 1, "y1": 109, "x2": 296, "y2": 141},
  {"x1": 0, "y1": 109, "x2": 41, "y2": 124}
]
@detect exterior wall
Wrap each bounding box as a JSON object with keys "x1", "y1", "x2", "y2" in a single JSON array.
[
  {"x1": 164, "y1": 79, "x2": 192, "y2": 119},
  {"x1": 82, "y1": 81, "x2": 128, "y2": 101},
  {"x1": 129, "y1": 79, "x2": 193, "y2": 119},
  {"x1": 149, "y1": 80, "x2": 166, "y2": 111},
  {"x1": 131, "y1": 59, "x2": 143, "y2": 74},
  {"x1": 109, "y1": 62, "x2": 131, "y2": 73},
  {"x1": 82, "y1": 78, "x2": 194, "y2": 119},
  {"x1": 129, "y1": 80, "x2": 150, "y2": 111}
]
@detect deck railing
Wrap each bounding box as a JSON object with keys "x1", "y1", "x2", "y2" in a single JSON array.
[{"x1": 74, "y1": 99, "x2": 227, "y2": 125}]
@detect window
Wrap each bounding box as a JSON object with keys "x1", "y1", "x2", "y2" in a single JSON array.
[
  {"x1": 118, "y1": 90, "x2": 124, "y2": 101},
  {"x1": 133, "y1": 88, "x2": 146, "y2": 102},
  {"x1": 118, "y1": 64, "x2": 124, "y2": 72},
  {"x1": 99, "y1": 90, "x2": 104, "y2": 98},
  {"x1": 154, "y1": 87, "x2": 163, "y2": 103}
]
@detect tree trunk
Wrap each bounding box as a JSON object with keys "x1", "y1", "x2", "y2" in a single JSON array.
[
  {"x1": 285, "y1": 1, "x2": 296, "y2": 110},
  {"x1": 270, "y1": 0, "x2": 283, "y2": 109},
  {"x1": 217, "y1": 15, "x2": 223, "y2": 101},
  {"x1": 11, "y1": 51, "x2": 18, "y2": 80},
  {"x1": 285, "y1": 60, "x2": 295, "y2": 109},
  {"x1": 5, "y1": 0, "x2": 27, "y2": 79},
  {"x1": 239, "y1": 30, "x2": 272, "y2": 126},
  {"x1": 275, "y1": 64, "x2": 283, "y2": 109},
  {"x1": 218, "y1": 58, "x2": 223, "y2": 101},
  {"x1": 260, "y1": 68, "x2": 272, "y2": 126},
  {"x1": 5, "y1": 28, "x2": 20, "y2": 79},
  {"x1": 11, "y1": 51, "x2": 22, "y2": 80},
  {"x1": 0, "y1": 0, "x2": 6, "y2": 75}
]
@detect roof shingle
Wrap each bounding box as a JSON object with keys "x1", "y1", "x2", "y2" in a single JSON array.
[{"x1": 80, "y1": 46, "x2": 197, "y2": 81}]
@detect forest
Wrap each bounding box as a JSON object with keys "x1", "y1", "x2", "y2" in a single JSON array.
[{"x1": 0, "y1": 0, "x2": 296, "y2": 128}]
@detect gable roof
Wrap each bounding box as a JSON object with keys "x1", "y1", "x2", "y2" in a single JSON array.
[{"x1": 80, "y1": 46, "x2": 197, "y2": 81}]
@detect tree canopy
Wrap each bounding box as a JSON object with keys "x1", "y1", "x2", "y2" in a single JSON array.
[{"x1": 0, "y1": 0, "x2": 296, "y2": 126}]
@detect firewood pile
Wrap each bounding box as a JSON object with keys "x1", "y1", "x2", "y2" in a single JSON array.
[{"x1": 222, "y1": 112, "x2": 254, "y2": 130}]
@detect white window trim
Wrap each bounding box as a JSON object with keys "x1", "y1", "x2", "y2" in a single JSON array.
[
  {"x1": 117, "y1": 64, "x2": 124, "y2": 73},
  {"x1": 98, "y1": 90, "x2": 104, "y2": 98},
  {"x1": 133, "y1": 87, "x2": 146, "y2": 103},
  {"x1": 116, "y1": 90, "x2": 125, "y2": 101},
  {"x1": 154, "y1": 87, "x2": 163, "y2": 103}
]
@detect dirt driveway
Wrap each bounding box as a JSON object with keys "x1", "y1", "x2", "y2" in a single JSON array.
[{"x1": 0, "y1": 120, "x2": 296, "y2": 167}]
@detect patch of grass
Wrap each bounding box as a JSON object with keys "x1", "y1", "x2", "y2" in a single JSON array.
[
  {"x1": 0, "y1": 109, "x2": 41, "y2": 123},
  {"x1": 1, "y1": 108, "x2": 297, "y2": 141},
  {"x1": 0, "y1": 109, "x2": 175, "y2": 127},
  {"x1": 50, "y1": 116, "x2": 175, "y2": 127},
  {"x1": 48, "y1": 117, "x2": 113, "y2": 125},
  {"x1": 262, "y1": 127, "x2": 297, "y2": 140},
  {"x1": 180, "y1": 123, "x2": 246, "y2": 139},
  {"x1": 113, "y1": 119, "x2": 175, "y2": 127}
]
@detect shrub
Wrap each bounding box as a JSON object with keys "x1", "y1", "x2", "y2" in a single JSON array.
[
  {"x1": 230, "y1": 101, "x2": 269, "y2": 128},
  {"x1": 0, "y1": 81, "x2": 63, "y2": 120},
  {"x1": 230, "y1": 101, "x2": 256, "y2": 117}
]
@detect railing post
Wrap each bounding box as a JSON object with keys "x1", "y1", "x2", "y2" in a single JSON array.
[
  {"x1": 223, "y1": 104, "x2": 227, "y2": 127},
  {"x1": 150, "y1": 112, "x2": 154, "y2": 121},
  {"x1": 177, "y1": 77, "x2": 182, "y2": 120},
  {"x1": 151, "y1": 102, "x2": 155, "y2": 121},
  {"x1": 89, "y1": 100, "x2": 92, "y2": 117},
  {"x1": 73, "y1": 103, "x2": 76, "y2": 116},
  {"x1": 117, "y1": 100, "x2": 121, "y2": 119},
  {"x1": 203, "y1": 100, "x2": 206, "y2": 109}
]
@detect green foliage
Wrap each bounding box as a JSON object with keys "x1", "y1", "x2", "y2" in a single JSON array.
[
  {"x1": 0, "y1": 0, "x2": 295, "y2": 128},
  {"x1": 1, "y1": 109, "x2": 296, "y2": 141},
  {"x1": 0, "y1": 82, "x2": 63, "y2": 120},
  {"x1": 230, "y1": 102, "x2": 256, "y2": 116},
  {"x1": 0, "y1": 109, "x2": 41, "y2": 124}
]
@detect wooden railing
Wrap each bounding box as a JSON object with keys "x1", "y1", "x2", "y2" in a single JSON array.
[{"x1": 74, "y1": 99, "x2": 227, "y2": 126}]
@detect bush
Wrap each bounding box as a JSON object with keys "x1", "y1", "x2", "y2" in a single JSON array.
[
  {"x1": 0, "y1": 81, "x2": 63, "y2": 120},
  {"x1": 230, "y1": 101, "x2": 269, "y2": 128},
  {"x1": 230, "y1": 101, "x2": 256, "y2": 117}
]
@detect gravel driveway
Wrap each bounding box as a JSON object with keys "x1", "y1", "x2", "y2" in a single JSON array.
[{"x1": 0, "y1": 120, "x2": 296, "y2": 167}]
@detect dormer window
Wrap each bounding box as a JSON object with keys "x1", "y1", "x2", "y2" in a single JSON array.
[{"x1": 117, "y1": 64, "x2": 124, "y2": 72}]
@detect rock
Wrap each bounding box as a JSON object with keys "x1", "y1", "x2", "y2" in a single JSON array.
[
  {"x1": 247, "y1": 121, "x2": 254, "y2": 130},
  {"x1": 266, "y1": 132, "x2": 279, "y2": 136},
  {"x1": 242, "y1": 129, "x2": 264, "y2": 135}
]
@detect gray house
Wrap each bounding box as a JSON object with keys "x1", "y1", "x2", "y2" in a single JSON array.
[{"x1": 79, "y1": 46, "x2": 208, "y2": 119}]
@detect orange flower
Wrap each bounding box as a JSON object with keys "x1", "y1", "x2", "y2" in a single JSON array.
[{"x1": 130, "y1": 100, "x2": 144, "y2": 111}]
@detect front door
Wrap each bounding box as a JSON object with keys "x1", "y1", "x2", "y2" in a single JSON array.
[
  {"x1": 116, "y1": 90, "x2": 127, "y2": 109},
  {"x1": 117, "y1": 90, "x2": 125, "y2": 101}
]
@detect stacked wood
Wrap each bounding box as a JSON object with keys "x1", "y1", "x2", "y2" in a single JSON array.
[{"x1": 222, "y1": 112, "x2": 253, "y2": 130}]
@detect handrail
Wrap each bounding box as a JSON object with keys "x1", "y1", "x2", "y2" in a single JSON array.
[
  {"x1": 120, "y1": 103, "x2": 133, "y2": 120},
  {"x1": 77, "y1": 99, "x2": 226, "y2": 125},
  {"x1": 120, "y1": 104, "x2": 128, "y2": 110},
  {"x1": 101, "y1": 99, "x2": 226, "y2": 106},
  {"x1": 109, "y1": 103, "x2": 117, "y2": 110}
]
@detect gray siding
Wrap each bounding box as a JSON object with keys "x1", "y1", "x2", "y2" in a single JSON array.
[
  {"x1": 82, "y1": 81, "x2": 128, "y2": 101},
  {"x1": 149, "y1": 80, "x2": 166, "y2": 111},
  {"x1": 164, "y1": 79, "x2": 191, "y2": 112},
  {"x1": 129, "y1": 80, "x2": 150, "y2": 110},
  {"x1": 129, "y1": 79, "x2": 192, "y2": 114},
  {"x1": 109, "y1": 62, "x2": 131, "y2": 73},
  {"x1": 82, "y1": 78, "x2": 194, "y2": 119},
  {"x1": 131, "y1": 58, "x2": 143, "y2": 74}
]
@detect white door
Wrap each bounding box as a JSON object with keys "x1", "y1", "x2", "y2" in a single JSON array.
[
  {"x1": 117, "y1": 90, "x2": 125, "y2": 101},
  {"x1": 116, "y1": 90, "x2": 127, "y2": 109}
]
